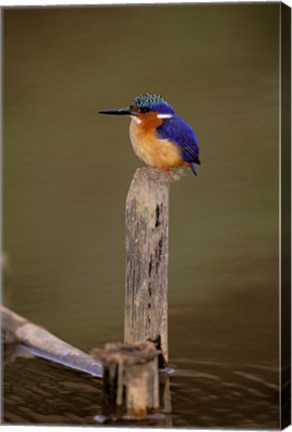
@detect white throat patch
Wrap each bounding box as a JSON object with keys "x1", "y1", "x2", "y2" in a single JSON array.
[{"x1": 130, "y1": 115, "x2": 142, "y2": 124}]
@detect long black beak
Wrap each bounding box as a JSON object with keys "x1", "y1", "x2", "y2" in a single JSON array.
[{"x1": 98, "y1": 107, "x2": 131, "y2": 115}]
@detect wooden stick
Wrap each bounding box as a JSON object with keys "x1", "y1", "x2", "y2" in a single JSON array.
[
  {"x1": 1, "y1": 306, "x2": 103, "y2": 377},
  {"x1": 124, "y1": 167, "x2": 181, "y2": 367},
  {"x1": 92, "y1": 341, "x2": 160, "y2": 419}
]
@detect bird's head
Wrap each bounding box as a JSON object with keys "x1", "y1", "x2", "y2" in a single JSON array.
[{"x1": 99, "y1": 93, "x2": 175, "y2": 124}]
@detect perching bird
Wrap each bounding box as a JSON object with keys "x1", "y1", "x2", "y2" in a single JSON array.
[{"x1": 99, "y1": 93, "x2": 200, "y2": 175}]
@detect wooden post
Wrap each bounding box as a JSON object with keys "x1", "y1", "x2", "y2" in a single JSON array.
[
  {"x1": 92, "y1": 341, "x2": 160, "y2": 419},
  {"x1": 125, "y1": 167, "x2": 181, "y2": 367}
]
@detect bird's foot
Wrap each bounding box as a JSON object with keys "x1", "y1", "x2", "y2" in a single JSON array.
[{"x1": 161, "y1": 166, "x2": 171, "y2": 172}]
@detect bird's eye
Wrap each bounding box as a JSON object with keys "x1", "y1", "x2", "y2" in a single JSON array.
[{"x1": 140, "y1": 107, "x2": 150, "y2": 114}]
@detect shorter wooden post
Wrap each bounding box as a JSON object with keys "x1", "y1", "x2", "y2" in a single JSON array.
[{"x1": 92, "y1": 341, "x2": 160, "y2": 419}]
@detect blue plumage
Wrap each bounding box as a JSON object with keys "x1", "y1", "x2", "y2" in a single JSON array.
[
  {"x1": 149, "y1": 102, "x2": 175, "y2": 115},
  {"x1": 156, "y1": 114, "x2": 200, "y2": 174}
]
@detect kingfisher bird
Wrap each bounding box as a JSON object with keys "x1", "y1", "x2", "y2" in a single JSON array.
[{"x1": 99, "y1": 93, "x2": 200, "y2": 175}]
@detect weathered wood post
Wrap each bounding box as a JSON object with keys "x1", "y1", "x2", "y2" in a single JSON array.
[
  {"x1": 92, "y1": 341, "x2": 160, "y2": 419},
  {"x1": 125, "y1": 167, "x2": 181, "y2": 367}
]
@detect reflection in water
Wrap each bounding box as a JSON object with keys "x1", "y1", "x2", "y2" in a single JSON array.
[
  {"x1": 3, "y1": 354, "x2": 279, "y2": 428},
  {"x1": 3, "y1": 356, "x2": 103, "y2": 425},
  {"x1": 4, "y1": 3, "x2": 280, "y2": 428},
  {"x1": 170, "y1": 359, "x2": 279, "y2": 429}
]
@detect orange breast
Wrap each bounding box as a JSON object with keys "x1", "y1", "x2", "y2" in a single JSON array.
[{"x1": 129, "y1": 116, "x2": 185, "y2": 169}]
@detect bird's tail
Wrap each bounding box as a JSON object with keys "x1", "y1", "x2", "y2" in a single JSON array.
[{"x1": 189, "y1": 162, "x2": 198, "y2": 176}]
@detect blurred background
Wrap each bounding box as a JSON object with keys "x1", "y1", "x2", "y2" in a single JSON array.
[{"x1": 3, "y1": 3, "x2": 280, "y2": 427}]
